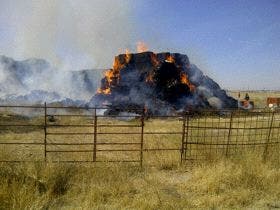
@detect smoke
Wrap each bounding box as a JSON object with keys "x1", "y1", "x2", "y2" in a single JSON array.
[
  {"x1": 0, "y1": 0, "x2": 135, "y2": 69},
  {"x1": 91, "y1": 52, "x2": 237, "y2": 115},
  {"x1": 0, "y1": 55, "x2": 103, "y2": 102},
  {"x1": 0, "y1": 0, "x2": 137, "y2": 103}
]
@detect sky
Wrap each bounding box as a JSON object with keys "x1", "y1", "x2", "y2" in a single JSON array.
[{"x1": 0, "y1": 0, "x2": 279, "y2": 90}]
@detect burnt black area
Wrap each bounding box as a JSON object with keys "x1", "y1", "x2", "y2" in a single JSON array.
[
  {"x1": 91, "y1": 52, "x2": 238, "y2": 115},
  {"x1": 154, "y1": 62, "x2": 191, "y2": 104}
]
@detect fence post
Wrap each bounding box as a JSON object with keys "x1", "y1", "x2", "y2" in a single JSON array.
[
  {"x1": 184, "y1": 112, "x2": 190, "y2": 161},
  {"x1": 140, "y1": 109, "x2": 145, "y2": 167},
  {"x1": 263, "y1": 111, "x2": 275, "y2": 161},
  {"x1": 93, "y1": 108, "x2": 97, "y2": 162},
  {"x1": 180, "y1": 112, "x2": 187, "y2": 163},
  {"x1": 44, "y1": 102, "x2": 47, "y2": 162},
  {"x1": 225, "y1": 111, "x2": 234, "y2": 157}
]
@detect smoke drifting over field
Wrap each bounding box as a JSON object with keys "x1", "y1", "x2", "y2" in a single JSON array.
[
  {"x1": 0, "y1": 0, "x2": 138, "y2": 104},
  {"x1": 0, "y1": 1, "x2": 237, "y2": 108},
  {"x1": 0, "y1": 0, "x2": 135, "y2": 69},
  {"x1": 0, "y1": 52, "x2": 237, "y2": 111},
  {"x1": 0, "y1": 55, "x2": 102, "y2": 104}
]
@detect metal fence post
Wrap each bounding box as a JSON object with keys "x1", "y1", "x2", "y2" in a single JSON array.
[
  {"x1": 184, "y1": 112, "x2": 190, "y2": 161},
  {"x1": 93, "y1": 108, "x2": 97, "y2": 162},
  {"x1": 225, "y1": 111, "x2": 234, "y2": 157},
  {"x1": 180, "y1": 112, "x2": 187, "y2": 163},
  {"x1": 140, "y1": 109, "x2": 145, "y2": 167},
  {"x1": 263, "y1": 111, "x2": 275, "y2": 161},
  {"x1": 44, "y1": 102, "x2": 47, "y2": 162}
]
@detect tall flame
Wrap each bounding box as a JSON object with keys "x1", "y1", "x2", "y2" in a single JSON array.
[
  {"x1": 97, "y1": 50, "x2": 196, "y2": 96},
  {"x1": 104, "y1": 69, "x2": 114, "y2": 85},
  {"x1": 181, "y1": 73, "x2": 195, "y2": 92},
  {"x1": 137, "y1": 41, "x2": 149, "y2": 53},
  {"x1": 98, "y1": 52, "x2": 129, "y2": 95}
]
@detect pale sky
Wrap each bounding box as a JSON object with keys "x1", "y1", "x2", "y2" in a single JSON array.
[{"x1": 0, "y1": 0, "x2": 279, "y2": 90}]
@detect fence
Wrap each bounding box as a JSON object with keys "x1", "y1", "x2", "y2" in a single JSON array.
[{"x1": 0, "y1": 104, "x2": 279, "y2": 166}]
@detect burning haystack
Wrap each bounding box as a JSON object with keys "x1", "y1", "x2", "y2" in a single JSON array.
[{"x1": 90, "y1": 52, "x2": 237, "y2": 115}]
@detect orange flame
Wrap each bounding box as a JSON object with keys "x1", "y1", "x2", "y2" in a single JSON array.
[
  {"x1": 125, "y1": 49, "x2": 131, "y2": 63},
  {"x1": 181, "y1": 73, "x2": 196, "y2": 92},
  {"x1": 97, "y1": 87, "x2": 111, "y2": 95},
  {"x1": 181, "y1": 73, "x2": 188, "y2": 84},
  {"x1": 137, "y1": 41, "x2": 149, "y2": 53},
  {"x1": 104, "y1": 69, "x2": 114, "y2": 85},
  {"x1": 101, "y1": 56, "x2": 125, "y2": 93},
  {"x1": 165, "y1": 55, "x2": 175, "y2": 63},
  {"x1": 112, "y1": 59, "x2": 122, "y2": 74},
  {"x1": 98, "y1": 49, "x2": 196, "y2": 96},
  {"x1": 151, "y1": 53, "x2": 160, "y2": 66}
]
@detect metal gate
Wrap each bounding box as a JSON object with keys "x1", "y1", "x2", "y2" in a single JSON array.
[{"x1": 45, "y1": 106, "x2": 145, "y2": 166}]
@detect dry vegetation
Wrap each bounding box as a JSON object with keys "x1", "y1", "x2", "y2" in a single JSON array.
[
  {"x1": 0, "y1": 154, "x2": 279, "y2": 209},
  {"x1": 228, "y1": 90, "x2": 280, "y2": 108},
  {"x1": 0, "y1": 91, "x2": 280, "y2": 209}
]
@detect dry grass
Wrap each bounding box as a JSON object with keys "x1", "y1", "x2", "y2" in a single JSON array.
[
  {"x1": 1, "y1": 92, "x2": 280, "y2": 209},
  {"x1": 228, "y1": 90, "x2": 280, "y2": 108},
  {"x1": 0, "y1": 154, "x2": 279, "y2": 209},
  {"x1": 185, "y1": 153, "x2": 280, "y2": 209},
  {"x1": 1, "y1": 111, "x2": 279, "y2": 164}
]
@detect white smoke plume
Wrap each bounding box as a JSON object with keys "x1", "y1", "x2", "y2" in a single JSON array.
[
  {"x1": 0, "y1": 55, "x2": 103, "y2": 101},
  {"x1": 0, "y1": 0, "x2": 135, "y2": 69},
  {"x1": 0, "y1": 0, "x2": 139, "y2": 103}
]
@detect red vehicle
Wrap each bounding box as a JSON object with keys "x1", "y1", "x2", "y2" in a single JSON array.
[{"x1": 267, "y1": 97, "x2": 280, "y2": 108}]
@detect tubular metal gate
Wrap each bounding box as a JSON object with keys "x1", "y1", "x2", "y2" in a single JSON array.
[
  {"x1": 0, "y1": 104, "x2": 279, "y2": 166},
  {"x1": 181, "y1": 110, "x2": 280, "y2": 163}
]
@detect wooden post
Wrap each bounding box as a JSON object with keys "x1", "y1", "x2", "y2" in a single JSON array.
[
  {"x1": 93, "y1": 108, "x2": 97, "y2": 162},
  {"x1": 140, "y1": 109, "x2": 145, "y2": 167},
  {"x1": 180, "y1": 112, "x2": 187, "y2": 163},
  {"x1": 44, "y1": 102, "x2": 47, "y2": 162},
  {"x1": 263, "y1": 111, "x2": 275, "y2": 161},
  {"x1": 225, "y1": 111, "x2": 234, "y2": 157}
]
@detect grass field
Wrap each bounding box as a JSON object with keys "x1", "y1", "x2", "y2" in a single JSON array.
[
  {"x1": 0, "y1": 91, "x2": 280, "y2": 209},
  {"x1": 1, "y1": 154, "x2": 279, "y2": 209},
  {"x1": 228, "y1": 90, "x2": 280, "y2": 108}
]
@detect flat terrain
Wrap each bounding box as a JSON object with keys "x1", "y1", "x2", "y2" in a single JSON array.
[
  {"x1": 228, "y1": 90, "x2": 280, "y2": 108},
  {"x1": 1, "y1": 109, "x2": 279, "y2": 164},
  {"x1": 0, "y1": 91, "x2": 280, "y2": 209}
]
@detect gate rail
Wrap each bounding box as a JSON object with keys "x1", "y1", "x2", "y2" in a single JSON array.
[{"x1": 0, "y1": 104, "x2": 279, "y2": 166}]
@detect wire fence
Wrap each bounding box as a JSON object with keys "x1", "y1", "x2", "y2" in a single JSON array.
[{"x1": 0, "y1": 104, "x2": 279, "y2": 166}]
